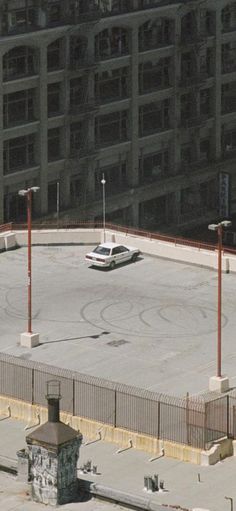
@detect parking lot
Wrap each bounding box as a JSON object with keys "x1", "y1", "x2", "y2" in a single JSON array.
[{"x1": 1, "y1": 244, "x2": 236, "y2": 397}]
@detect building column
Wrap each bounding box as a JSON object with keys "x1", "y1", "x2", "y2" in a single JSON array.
[
  {"x1": 61, "y1": 34, "x2": 71, "y2": 210},
  {"x1": 0, "y1": 52, "x2": 4, "y2": 223},
  {"x1": 213, "y1": 6, "x2": 222, "y2": 160},
  {"x1": 172, "y1": 15, "x2": 181, "y2": 173},
  {"x1": 39, "y1": 44, "x2": 49, "y2": 215},
  {"x1": 129, "y1": 24, "x2": 139, "y2": 188}
]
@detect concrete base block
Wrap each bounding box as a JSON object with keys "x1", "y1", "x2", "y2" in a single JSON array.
[
  {"x1": 209, "y1": 375, "x2": 229, "y2": 393},
  {"x1": 20, "y1": 332, "x2": 39, "y2": 348}
]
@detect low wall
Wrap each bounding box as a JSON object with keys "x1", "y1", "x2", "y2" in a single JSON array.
[
  {"x1": 13, "y1": 227, "x2": 236, "y2": 272},
  {"x1": 0, "y1": 395, "x2": 204, "y2": 464},
  {"x1": 15, "y1": 229, "x2": 101, "y2": 247}
]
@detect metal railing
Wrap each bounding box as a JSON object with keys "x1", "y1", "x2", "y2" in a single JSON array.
[{"x1": 0, "y1": 352, "x2": 234, "y2": 450}]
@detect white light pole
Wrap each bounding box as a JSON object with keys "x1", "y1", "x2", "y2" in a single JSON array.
[
  {"x1": 101, "y1": 173, "x2": 106, "y2": 243},
  {"x1": 208, "y1": 219, "x2": 232, "y2": 392},
  {"x1": 18, "y1": 186, "x2": 40, "y2": 348}
]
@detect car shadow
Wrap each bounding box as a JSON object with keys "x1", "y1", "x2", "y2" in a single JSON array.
[{"x1": 89, "y1": 255, "x2": 143, "y2": 271}]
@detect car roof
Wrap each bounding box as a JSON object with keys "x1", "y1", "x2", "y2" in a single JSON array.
[{"x1": 97, "y1": 242, "x2": 123, "y2": 249}]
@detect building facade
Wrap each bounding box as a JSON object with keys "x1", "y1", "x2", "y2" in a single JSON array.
[{"x1": 0, "y1": 0, "x2": 236, "y2": 231}]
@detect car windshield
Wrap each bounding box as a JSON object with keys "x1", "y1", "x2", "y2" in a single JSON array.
[{"x1": 93, "y1": 246, "x2": 111, "y2": 256}]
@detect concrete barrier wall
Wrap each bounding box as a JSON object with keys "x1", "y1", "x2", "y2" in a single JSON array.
[
  {"x1": 13, "y1": 228, "x2": 236, "y2": 273},
  {"x1": 15, "y1": 229, "x2": 101, "y2": 246}
]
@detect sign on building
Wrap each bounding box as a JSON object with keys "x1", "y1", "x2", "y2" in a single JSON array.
[{"x1": 219, "y1": 172, "x2": 230, "y2": 218}]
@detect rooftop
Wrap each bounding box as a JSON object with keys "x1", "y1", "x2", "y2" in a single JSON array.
[{"x1": 1, "y1": 241, "x2": 236, "y2": 397}]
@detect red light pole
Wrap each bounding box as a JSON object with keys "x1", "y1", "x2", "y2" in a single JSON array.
[
  {"x1": 19, "y1": 186, "x2": 40, "y2": 347},
  {"x1": 208, "y1": 220, "x2": 231, "y2": 390}
]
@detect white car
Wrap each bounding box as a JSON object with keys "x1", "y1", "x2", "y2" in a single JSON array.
[{"x1": 85, "y1": 242, "x2": 141, "y2": 269}]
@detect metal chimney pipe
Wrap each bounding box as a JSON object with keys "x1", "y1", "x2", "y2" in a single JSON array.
[{"x1": 46, "y1": 380, "x2": 61, "y2": 423}]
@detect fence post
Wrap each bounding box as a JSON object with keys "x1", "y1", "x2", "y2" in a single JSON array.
[
  {"x1": 114, "y1": 390, "x2": 117, "y2": 428},
  {"x1": 227, "y1": 395, "x2": 229, "y2": 438},
  {"x1": 157, "y1": 400, "x2": 160, "y2": 439},
  {"x1": 32, "y1": 368, "x2": 34, "y2": 404},
  {"x1": 204, "y1": 402, "x2": 208, "y2": 449},
  {"x1": 72, "y1": 379, "x2": 75, "y2": 417},
  {"x1": 186, "y1": 392, "x2": 190, "y2": 445}
]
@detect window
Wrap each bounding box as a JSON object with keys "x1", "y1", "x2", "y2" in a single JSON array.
[
  {"x1": 139, "y1": 151, "x2": 169, "y2": 183},
  {"x1": 95, "y1": 67, "x2": 129, "y2": 102},
  {"x1": 48, "y1": 0, "x2": 61, "y2": 25},
  {"x1": 3, "y1": 46, "x2": 36, "y2": 81},
  {"x1": 139, "y1": 58, "x2": 171, "y2": 94},
  {"x1": 139, "y1": 100, "x2": 170, "y2": 137},
  {"x1": 222, "y1": 82, "x2": 236, "y2": 114},
  {"x1": 222, "y1": 129, "x2": 236, "y2": 155},
  {"x1": 95, "y1": 111, "x2": 129, "y2": 146},
  {"x1": 47, "y1": 83, "x2": 61, "y2": 116},
  {"x1": 139, "y1": 18, "x2": 172, "y2": 51},
  {"x1": 200, "y1": 88, "x2": 212, "y2": 117},
  {"x1": 4, "y1": 135, "x2": 35, "y2": 174},
  {"x1": 70, "y1": 121, "x2": 88, "y2": 156},
  {"x1": 47, "y1": 40, "x2": 61, "y2": 71},
  {"x1": 4, "y1": 90, "x2": 35, "y2": 128},
  {"x1": 95, "y1": 161, "x2": 127, "y2": 196},
  {"x1": 70, "y1": 77, "x2": 87, "y2": 108},
  {"x1": 48, "y1": 128, "x2": 61, "y2": 161},
  {"x1": 5, "y1": 2, "x2": 36, "y2": 34},
  {"x1": 200, "y1": 139, "x2": 210, "y2": 161},
  {"x1": 95, "y1": 27, "x2": 129, "y2": 60},
  {"x1": 70, "y1": 37, "x2": 87, "y2": 68}
]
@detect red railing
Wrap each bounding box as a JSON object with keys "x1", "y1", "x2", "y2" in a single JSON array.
[
  {"x1": 0, "y1": 222, "x2": 12, "y2": 233},
  {"x1": 5, "y1": 220, "x2": 236, "y2": 256}
]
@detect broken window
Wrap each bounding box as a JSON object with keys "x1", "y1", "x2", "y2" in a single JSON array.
[
  {"x1": 4, "y1": 134, "x2": 35, "y2": 174},
  {"x1": 47, "y1": 83, "x2": 61, "y2": 117},
  {"x1": 139, "y1": 18, "x2": 173, "y2": 51},
  {"x1": 139, "y1": 100, "x2": 170, "y2": 137},
  {"x1": 48, "y1": 128, "x2": 61, "y2": 161},
  {"x1": 95, "y1": 161, "x2": 127, "y2": 197},
  {"x1": 3, "y1": 46, "x2": 36, "y2": 81},
  {"x1": 95, "y1": 111, "x2": 129, "y2": 146},
  {"x1": 95, "y1": 27, "x2": 129, "y2": 59},
  {"x1": 95, "y1": 67, "x2": 129, "y2": 102},
  {"x1": 139, "y1": 151, "x2": 169, "y2": 184},
  {"x1": 139, "y1": 195, "x2": 167, "y2": 229},
  {"x1": 47, "y1": 39, "x2": 61, "y2": 71},
  {"x1": 222, "y1": 82, "x2": 236, "y2": 114},
  {"x1": 4, "y1": 89, "x2": 35, "y2": 128}
]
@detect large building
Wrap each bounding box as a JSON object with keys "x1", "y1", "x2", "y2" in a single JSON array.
[{"x1": 0, "y1": 0, "x2": 236, "y2": 231}]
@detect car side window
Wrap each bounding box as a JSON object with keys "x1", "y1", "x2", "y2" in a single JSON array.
[
  {"x1": 120, "y1": 246, "x2": 129, "y2": 252},
  {"x1": 112, "y1": 247, "x2": 120, "y2": 255}
]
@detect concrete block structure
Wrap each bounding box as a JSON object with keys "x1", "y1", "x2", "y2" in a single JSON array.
[{"x1": 0, "y1": 0, "x2": 236, "y2": 232}]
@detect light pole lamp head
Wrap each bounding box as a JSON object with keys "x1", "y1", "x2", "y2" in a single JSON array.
[
  {"x1": 18, "y1": 189, "x2": 28, "y2": 197},
  {"x1": 31, "y1": 186, "x2": 40, "y2": 193},
  {"x1": 220, "y1": 220, "x2": 232, "y2": 228},
  {"x1": 208, "y1": 224, "x2": 218, "y2": 231},
  {"x1": 101, "y1": 178, "x2": 106, "y2": 185}
]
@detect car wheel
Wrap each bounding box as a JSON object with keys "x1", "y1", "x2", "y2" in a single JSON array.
[
  {"x1": 109, "y1": 261, "x2": 115, "y2": 270},
  {"x1": 131, "y1": 253, "x2": 138, "y2": 262}
]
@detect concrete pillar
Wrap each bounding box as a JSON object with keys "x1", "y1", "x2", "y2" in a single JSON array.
[
  {"x1": 61, "y1": 34, "x2": 71, "y2": 210},
  {"x1": 130, "y1": 201, "x2": 139, "y2": 227},
  {"x1": 0, "y1": 51, "x2": 4, "y2": 223},
  {"x1": 39, "y1": 44, "x2": 49, "y2": 215},
  {"x1": 129, "y1": 25, "x2": 139, "y2": 188},
  {"x1": 213, "y1": 7, "x2": 222, "y2": 160},
  {"x1": 172, "y1": 16, "x2": 181, "y2": 173}
]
